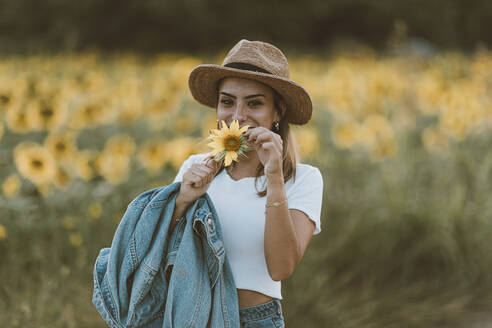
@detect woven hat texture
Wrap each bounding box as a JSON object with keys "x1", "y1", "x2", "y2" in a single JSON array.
[{"x1": 188, "y1": 39, "x2": 313, "y2": 125}]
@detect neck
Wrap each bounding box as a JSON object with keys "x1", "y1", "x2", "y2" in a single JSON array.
[{"x1": 226, "y1": 151, "x2": 262, "y2": 178}]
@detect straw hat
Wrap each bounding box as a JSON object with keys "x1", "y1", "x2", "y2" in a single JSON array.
[{"x1": 188, "y1": 39, "x2": 313, "y2": 125}]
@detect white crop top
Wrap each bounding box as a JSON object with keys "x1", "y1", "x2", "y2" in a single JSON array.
[{"x1": 172, "y1": 152, "x2": 323, "y2": 300}]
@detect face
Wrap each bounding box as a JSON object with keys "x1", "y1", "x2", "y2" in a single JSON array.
[{"x1": 216, "y1": 77, "x2": 281, "y2": 131}]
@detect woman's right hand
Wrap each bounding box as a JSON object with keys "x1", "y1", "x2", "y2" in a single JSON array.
[{"x1": 177, "y1": 154, "x2": 223, "y2": 206}]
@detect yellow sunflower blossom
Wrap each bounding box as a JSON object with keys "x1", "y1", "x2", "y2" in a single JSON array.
[
  {"x1": 88, "y1": 202, "x2": 103, "y2": 221},
  {"x1": 13, "y1": 142, "x2": 57, "y2": 186},
  {"x1": 207, "y1": 119, "x2": 253, "y2": 166},
  {"x1": 69, "y1": 232, "x2": 83, "y2": 247},
  {"x1": 0, "y1": 224, "x2": 7, "y2": 240},
  {"x1": 2, "y1": 174, "x2": 21, "y2": 198}
]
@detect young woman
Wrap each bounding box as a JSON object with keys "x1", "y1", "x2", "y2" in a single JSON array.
[{"x1": 171, "y1": 39, "x2": 323, "y2": 327}]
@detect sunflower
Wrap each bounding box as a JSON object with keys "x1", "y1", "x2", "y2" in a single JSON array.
[
  {"x1": 207, "y1": 119, "x2": 254, "y2": 166},
  {"x1": 13, "y1": 141, "x2": 57, "y2": 186}
]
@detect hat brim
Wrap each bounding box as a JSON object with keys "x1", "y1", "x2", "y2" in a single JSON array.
[{"x1": 188, "y1": 64, "x2": 312, "y2": 125}]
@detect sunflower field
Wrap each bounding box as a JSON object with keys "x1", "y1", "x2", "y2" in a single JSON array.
[{"x1": 0, "y1": 49, "x2": 491, "y2": 327}]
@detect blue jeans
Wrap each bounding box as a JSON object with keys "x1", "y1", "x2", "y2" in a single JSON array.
[{"x1": 239, "y1": 299, "x2": 285, "y2": 327}]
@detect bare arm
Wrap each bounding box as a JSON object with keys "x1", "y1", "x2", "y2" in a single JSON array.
[
  {"x1": 168, "y1": 193, "x2": 193, "y2": 236},
  {"x1": 168, "y1": 155, "x2": 222, "y2": 236},
  {"x1": 264, "y1": 172, "x2": 317, "y2": 281},
  {"x1": 263, "y1": 173, "x2": 299, "y2": 281}
]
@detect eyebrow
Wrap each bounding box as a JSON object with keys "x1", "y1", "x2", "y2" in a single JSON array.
[{"x1": 220, "y1": 92, "x2": 266, "y2": 99}]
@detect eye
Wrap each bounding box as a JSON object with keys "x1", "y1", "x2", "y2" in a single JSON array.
[
  {"x1": 248, "y1": 100, "x2": 262, "y2": 106},
  {"x1": 220, "y1": 98, "x2": 233, "y2": 105}
]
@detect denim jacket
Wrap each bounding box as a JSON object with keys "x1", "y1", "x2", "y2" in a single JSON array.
[{"x1": 92, "y1": 181, "x2": 240, "y2": 327}]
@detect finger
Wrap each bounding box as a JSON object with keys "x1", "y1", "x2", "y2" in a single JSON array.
[
  {"x1": 272, "y1": 132, "x2": 283, "y2": 143},
  {"x1": 203, "y1": 159, "x2": 221, "y2": 179},
  {"x1": 191, "y1": 163, "x2": 211, "y2": 175},
  {"x1": 202, "y1": 166, "x2": 215, "y2": 184},
  {"x1": 246, "y1": 138, "x2": 259, "y2": 149},
  {"x1": 243, "y1": 127, "x2": 256, "y2": 137},
  {"x1": 261, "y1": 141, "x2": 280, "y2": 153},
  {"x1": 268, "y1": 132, "x2": 283, "y2": 146},
  {"x1": 195, "y1": 162, "x2": 219, "y2": 178},
  {"x1": 254, "y1": 132, "x2": 274, "y2": 144},
  {"x1": 190, "y1": 172, "x2": 205, "y2": 188},
  {"x1": 183, "y1": 170, "x2": 202, "y2": 187},
  {"x1": 207, "y1": 156, "x2": 223, "y2": 171},
  {"x1": 190, "y1": 167, "x2": 212, "y2": 185},
  {"x1": 245, "y1": 127, "x2": 263, "y2": 141},
  {"x1": 195, "y1": 164, "x2": 218, "y2": 184},
  {"x1": 204, "y1": 157, "x2": 218, "y2": 170},
  {"x1": 190, "y1": 166, "x2": 209, "y2": 181},
  {"x1": 251, "y1": 132, "x2": 282, "y2": 151},
  {"x1": 203, "y1": 153, "x2": 215, "y2": 162}
]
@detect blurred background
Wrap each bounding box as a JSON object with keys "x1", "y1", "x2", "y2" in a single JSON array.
[{"x1": 0, "y1": 0, "x2": 491, "y2": 327}]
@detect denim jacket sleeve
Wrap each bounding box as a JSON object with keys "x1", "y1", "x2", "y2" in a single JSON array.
[
  {"x1": 92, "y1": 183, "x2": 180, "y2": 328},
  {"x1": 92, "y1": 181, "x2": 240, "y2": 327}
]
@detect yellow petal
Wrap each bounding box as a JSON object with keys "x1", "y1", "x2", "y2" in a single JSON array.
[
  {"x1": 224, "y1": 152, "x2": 232, "y2": 166},
  {"x1": 210, "y1": 128, "x2": 222, "y2": 136},
  {"x1": 210, "y1": 149, "x2": 222, "y2": 156},
  {"x1": 221, "y1": 120, "x2": 229, "y2": 133},
  {"x1": 207, "y1": 141, "x2": 223, "y2": 148},
  {"x1": 208, "y1": 147, "x2": 224, "y2": 154},
  {"x1": 230, "y1": 151, "x2": 238, "y2": 161},
  {"x1": 209, "y1": 136, "x2": 221, "y2": 143},
  {"x1": 230, "y1": 120, "x2": 239, "y2": 132},
  {"x1": 239, "y1": 125, "x2": 249, "y2": 134}
]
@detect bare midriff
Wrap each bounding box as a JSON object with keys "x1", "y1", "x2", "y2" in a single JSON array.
[{"x1": 237, "y1": 289, "x2": 274, "y2": 309}]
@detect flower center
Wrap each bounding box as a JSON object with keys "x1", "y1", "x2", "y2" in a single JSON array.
[
  {"x1": 32, "y1": 158, "x2": 43, "y2": 169},
  {"x1": 224, "y1": 136, "x2": 241, "y2": 151}
]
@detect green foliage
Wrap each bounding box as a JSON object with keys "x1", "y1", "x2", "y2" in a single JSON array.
[{"x1": 0, "y1": 0, "x2": 491, "y2": 54}]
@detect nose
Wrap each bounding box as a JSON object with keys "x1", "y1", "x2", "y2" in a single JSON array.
[{"x1": 231, "y1": 101, "x2": 248, "y2": 121}]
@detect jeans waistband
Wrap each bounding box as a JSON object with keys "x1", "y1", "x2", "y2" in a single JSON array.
[{"x1": 239, "y1": 299, "x2": 282, "y2": 321}]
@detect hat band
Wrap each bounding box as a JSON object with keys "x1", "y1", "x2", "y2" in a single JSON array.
[{"x1": 224, "y1": 62, "x2": 272, "y2": 75}]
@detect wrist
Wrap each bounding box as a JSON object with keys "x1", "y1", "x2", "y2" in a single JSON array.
[
  {"x1": 173, "y1": 193, "x2": 191, "y2": 224},
  {"x1": 176, "y1": 193, "x2": 193, "y2": 209},
  {"x1": 266, "y1": 170, "x2": 284, "y2": 185}
]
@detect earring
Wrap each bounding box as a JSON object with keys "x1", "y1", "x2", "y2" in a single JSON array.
[{"x1": 274, "y1": 121, "x2": 280, "y2": 132}]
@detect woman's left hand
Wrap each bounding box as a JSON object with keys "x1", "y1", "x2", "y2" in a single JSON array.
[{"x1": 244, "y1": 127, "x2": 283, "y2": 176}]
